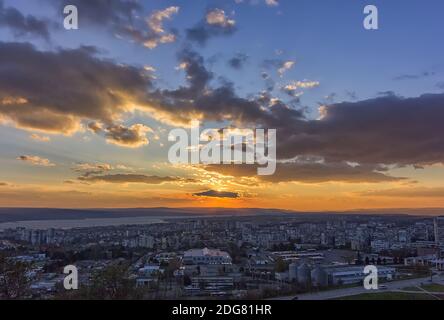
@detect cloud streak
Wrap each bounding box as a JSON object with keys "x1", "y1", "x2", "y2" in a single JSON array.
[
  {"x1": 78, "y1": 173, "x2": 189, "y2": 185},
  {"x1": 193, "y1": 189, "x2": 240, "y2": 198},
  {"x1": 17, "y1": 155, "x2": 55, "y2": 167}
]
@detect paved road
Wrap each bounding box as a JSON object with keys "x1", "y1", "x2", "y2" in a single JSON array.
[{"x1": 272, "y1": 274, "x2": 444, "y2": 300}]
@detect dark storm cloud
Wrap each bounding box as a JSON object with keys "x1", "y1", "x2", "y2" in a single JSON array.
[
  {"x1": 186, "y1": 9, "x2": 237, "y2": 46},
  {"x1": 228, "y1": 53, "x2": 249, "y2": 70},
  {"x1": 78, "y1": 174, "x2": 185, "y2": 184},
  {"x1": 193, "y1": 190, "x2": 240, "y2": 198},
  {"x1": 0, "y1": 41, "x2": 152, "y2": 136},
  {"x1": 0, "y1": 0, "x2": 50, "y2": 40}
]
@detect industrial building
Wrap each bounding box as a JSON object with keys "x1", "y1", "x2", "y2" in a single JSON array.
[{"x1": 183, "y1": 248, "x2": 232, "y2": 265}]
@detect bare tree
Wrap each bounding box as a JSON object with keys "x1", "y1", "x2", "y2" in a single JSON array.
[{"x1": 0, "y1": 254, "x2": 31, "y2": 300}]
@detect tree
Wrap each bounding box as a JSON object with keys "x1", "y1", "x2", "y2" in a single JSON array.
[
  {"x1": 63, "y1": 263, "x2": 143, "y2": 300},
  {"x1": 165, "y1": 258, "x2": 181, "y2": 278},
  {"x1": 0, "y1": 254, "x2": 31, "y2": 299},
  {"x1": 183, "y1": 275, "x2": 191, "y2": 287}
]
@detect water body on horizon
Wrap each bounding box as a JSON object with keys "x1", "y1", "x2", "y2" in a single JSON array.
[{"x1": 0, "y1": 216, "x2": 168, "y2": 230}]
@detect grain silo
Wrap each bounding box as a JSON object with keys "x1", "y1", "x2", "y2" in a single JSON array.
[
  {"x1": 297, "y1": 263, "x2": 311, "y2": 285},
  {"x1": 289, "y1": 263, "x2": 298, "y2": 282},
  {"x1": 311, "y1": 265, "x2": 328, "y2": 287}
]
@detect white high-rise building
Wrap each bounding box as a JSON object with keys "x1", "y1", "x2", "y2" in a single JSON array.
[{"x1": 434, "y1": 217, "x2": 444, "y2": 247}]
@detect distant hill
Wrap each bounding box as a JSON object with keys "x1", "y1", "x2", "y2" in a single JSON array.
[{"x1": 0, "y1": 207, "x2": 442, "y2": 223}]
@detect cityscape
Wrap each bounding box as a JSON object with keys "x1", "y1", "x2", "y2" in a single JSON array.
[
  {"x1": 1, "y1": 0, "x2": 444, "y2": 304},
  {"x1": 1, "y1": 209, "x2": 444, "y2": 300}
]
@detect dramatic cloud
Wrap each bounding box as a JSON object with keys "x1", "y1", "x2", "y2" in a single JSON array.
[
  {"x1": 149, "y1": 49, "x2": 304, "y2": 127},
  {"x1": 0, "y1": 43, "x2": 291, "y2": 141},
  {"x1": 276, "y1": 94, "x2": 444, "y2": 167},
  {"x1": 49, "y1": 1, "x2": 179, "y2": 49},
  {"x1": 157, "y1": 53, "x2": 444, "y2": 180},
  {"x1": 193, "y1": 189, "x2": 240, "y2": 198},
  {"x1": 0, "y1": 43, "x2": 302, "y2": 144},
  {"x1": 228, "y1": 53, "x2": 249, "y2": 70},
  {"x1": 0, "y1": 0, "x2": 50, "y2": 40},
  {"x1": 186, "y1": 9, "x2": 236, "y2": 45},
  {"x1": 4, "y1": 40, "x2": 444, "y2": 184},
  {"x1": 78, "y1": 173, "x2": 186, "y2": 184},
  {"x1": 17, "y1": 155, "x2": 55, "y2": 167},
  {"x1": 0, "y1": 42, "x2": 153, "y2": 145}
]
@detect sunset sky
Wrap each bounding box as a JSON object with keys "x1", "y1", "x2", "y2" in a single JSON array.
[{"x1": 1, "y1": 0, "x2": 444, "y2": 210}]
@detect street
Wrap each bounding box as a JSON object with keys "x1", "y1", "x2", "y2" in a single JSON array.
[{"x1": 272, "y1": 274, "x2": 444, "y2": 300}]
